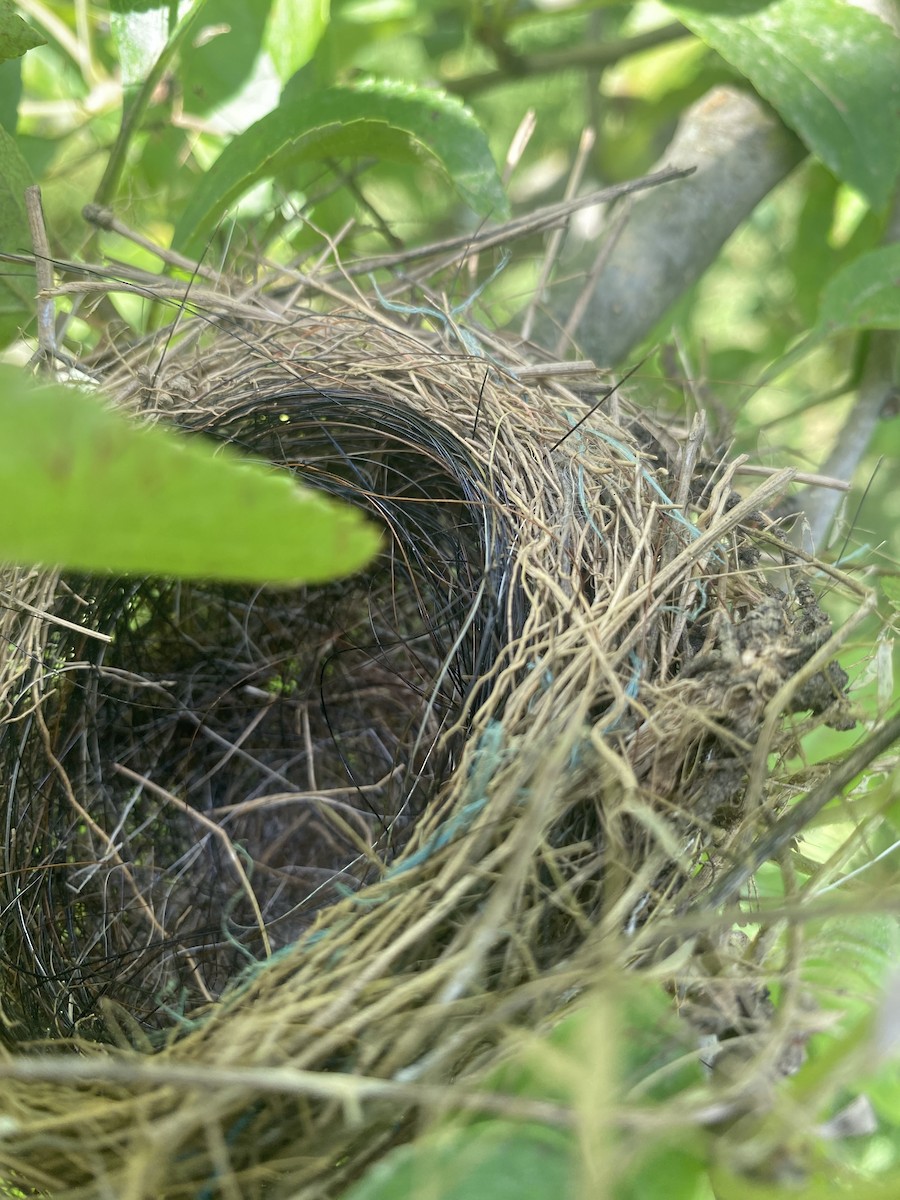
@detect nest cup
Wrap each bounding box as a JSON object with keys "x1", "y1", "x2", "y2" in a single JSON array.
[
  {"x1": 1, "y1": 379, "x2": 522, "y2": 1032},
  {"x1": 0, "y1": 294, "x2": 855, "y2": 1195}
]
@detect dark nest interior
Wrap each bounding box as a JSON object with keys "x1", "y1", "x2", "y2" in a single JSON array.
[
  {"x1": 0, "y1": 288, "x2": 869, "y2": 1198},
  {"x1": 1, "y1": 391, "x2": 520, "y2": 1035}
]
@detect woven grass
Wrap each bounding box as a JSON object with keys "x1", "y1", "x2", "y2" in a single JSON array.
[{"x1": 0, "y1": 248, "x2": 873, "y2": 1198}]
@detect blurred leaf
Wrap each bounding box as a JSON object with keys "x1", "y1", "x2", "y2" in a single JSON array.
[
  {"x1": 340, "y1": 1121, "x2": 576, "y2": 1200},
  {"x1": 0, "y1": 0, "x2": 45, "y2": 61},
  {"x1": 816, "y1": 246, "x2": 900, "y2": 334},
  {"x1": 485, "y1": 980, "x2": 700, "y2": 1108},
  {"x1": 0, "y1": 367, "x2": 380, "y2": 583},
  {"x1": 265, "y1": 0, "x2": 330, "y2": 81},
  {"x1": 712, "y1": 1163, "x2": 900, "y2": 1200},
  {"x1": 0, "y1": 57, "x2": 22, "y2": 131},
  {"x1": 616, "y1": 1141, "x2": 708, "y2": 1200},
  {"x1": 801, "y1": 915, "x2": 900, "y2": 1026},
  {"x1": 787, "y1": 164, "x2": 840, "y2": 327},
  {"x1": 173, "y1": 77, "x2": 508, "y2": 254},
  {"x1": 667, "y1": 0, "x2": 900, "y2": 209},
  {"x1": 0, "y1": 123, "x2": 35, "y2": 324},
  {"x1": 863, "y1": 1059, "x2": 900, "y2": 1126}
]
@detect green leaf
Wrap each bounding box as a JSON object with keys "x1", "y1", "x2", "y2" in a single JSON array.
[
  {"x1": 176, "y1": 0, "x2": 273, "y2": 117},
  {"x1": 756, "y1": 244, "x2": 900, "y2": 385},
  {"x1": 616, "y1": 1141, "x2": 708, "y2": 1200},
  {"x1": 0, "y1": 368, "x2": 380, "y2": 583},
  {"x1": 264, "y1": 0, "x2": 330, "y2": 82},
  {"x1": 816, "y1": 245, "x2": 900, "y2": 334},
  {"x1": 667, "y1": 0, "x2": 900, "y2": 209},
  {"x1": 340, "y1": 1121, "x2": 576, "y2": 1200},
  {"x1": 0, "y1": 0, "x2": 45, "y2": 62},
  {"x1": 0, "y1": 123, "x2": 35, "y2": 325},
  {"x1": 0, "y1": 57, "x2": 22, "y2": 131},
  {"x1": 172, "y1": 77, "x2": 508, "y2": 255}
]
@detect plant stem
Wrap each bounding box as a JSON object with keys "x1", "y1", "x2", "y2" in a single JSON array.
[
  {"x1": 699, "y1": 708, "x2": 900, "y2": 911},
  {"x1": 446, "y1": 23, "x2": 690, "y2": 99},
  {"x1": 94, "y1": 0, "x2": 211, "y2": 208},
  {"x1": 540, "y1": 86, "x2": 806, "y2": 365}
]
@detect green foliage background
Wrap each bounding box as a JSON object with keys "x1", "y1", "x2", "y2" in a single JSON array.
[{"x1": 1, "y1": 2, "x2": 899, "y2": 1198}]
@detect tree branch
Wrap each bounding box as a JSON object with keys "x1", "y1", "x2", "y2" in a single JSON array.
[
  {"x1": 541, "y1": 86, "x2": 807, "y2": 366},
  {"x1": 445, "y1": 23, "x2": 690, "y2": 100}
]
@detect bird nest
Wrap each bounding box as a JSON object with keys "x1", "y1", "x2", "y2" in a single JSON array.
[{"x1": 0, "y1": 264, "x2": 867, "y2": 1196}]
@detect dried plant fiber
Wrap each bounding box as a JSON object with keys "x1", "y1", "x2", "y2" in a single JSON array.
[{"x1": 0, "y1": 265, "x2": 860, "y2": 1198}]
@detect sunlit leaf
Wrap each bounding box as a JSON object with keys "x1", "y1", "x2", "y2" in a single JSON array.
[
  {"x1": 110, "y1": 1, "x2": 175, "y2": 88},
  {"x1": 667, "y1": 0, "x2": 900, "y2": 208},
  {"x1": 173, "y1": 77, "x2": 508, "y2": 255},
  {"x1": 0, "y1": 367, "x2": 380, "y2": 583},
  {"x1": 756, "y1": 244, "x2": 900, "y2": 385},
  {"x1": 264, "y1": 0, "x2": 330, "y2": 81}
]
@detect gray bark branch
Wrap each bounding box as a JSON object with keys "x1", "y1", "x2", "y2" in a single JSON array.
[{"x1": 544, "y1": 87, "x2": 807, "y2": 366}]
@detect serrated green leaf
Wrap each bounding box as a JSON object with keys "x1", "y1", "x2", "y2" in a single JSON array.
[
  {"x1": 0, "y1": 0, "x2": 45, "y2": 62},
  {"x1": 816, "y1": 245, "x2": 900, "y2": 334},
  {"x1": 172, "y1": 78, "x2": 508, "y2": 254},
  {"x1": 0, "y1": 367, "x2": 380, "y2": 583},
  {"x1": 667, "y1": 0, "x2": 900, "y2": 209},
  {"x1": 341, "y1": 1121, "x2": 575, "y2": 1200}
]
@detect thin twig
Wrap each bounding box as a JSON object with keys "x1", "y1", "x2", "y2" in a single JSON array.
[
  {"x1": 699, "y1": 708, "x2": 900, "y2": 911},
  {"x1": 0, "y1": 592, "x2": 112, "y2": 643},
  {"x1": 25, "y1": 185, "x2": 56, "y2": 363},
  {"x1": 733, "y1": 464, "x2": 850, "y2": 491},
  {"x1": 521, "y1": 126, "x2": 595, "y2": 342},
  {"x1": 555, "y1": 194, "x2": 633, "y2": 356},
  {"x1": 82, "y1": 204, "x2": 222, "y2": 281},
  {"x1": 333, "y1": 166, "x2": 695, "y2": 278},
  {"x1": 515, "y1": 360, "x2": 606, "y2": 381},
  {"x1": 502, "y1": 108, "x2": 537, "y2": 185},
  {"x1": 94, "y1": 0, "x2": 211, "y2": 207}
]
